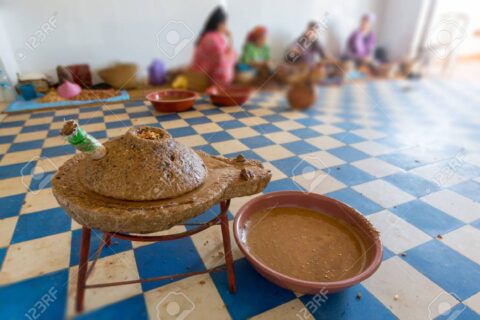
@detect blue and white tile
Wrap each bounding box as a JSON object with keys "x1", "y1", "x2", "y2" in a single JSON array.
[
  {"x1": 362, "y1": 256, "x2": 459, "y2": 319},
  {"x1": 352, "y1": 158, "x2": 403, "y2": 178},
  {"x1": 421, "y1": 190, "x2": 480, "y2": 223},
  {"x1": 442, "y1": 225, "x2": 480, "y2": 265},
  {"x1": 353, "y1": 180, "x2": 416, "y2": 208},
  {"x1": 367, "y1": 210, "x2": 431, "y2": 254}
]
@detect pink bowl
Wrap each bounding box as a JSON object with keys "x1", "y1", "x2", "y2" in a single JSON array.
[
  {"x1": 234, "y1": 191, "x2": 383, "y2": 294},
  {"x1": 57, "y1": 81, "x2": 81, "y2": 99},
  {"x1": 146, "y1": 89, "x2": 198, "y2": 112}
]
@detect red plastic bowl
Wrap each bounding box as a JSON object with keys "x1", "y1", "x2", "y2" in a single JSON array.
[
  {"x1": 207, "y1": 86, "x2": 252, "y2": 106},
  {"x1": 146, "y1": 89, "x2": 198, "y2": 112},
  {"x1": 234, "y1": 191, "x2": 383, "y2": 294}
]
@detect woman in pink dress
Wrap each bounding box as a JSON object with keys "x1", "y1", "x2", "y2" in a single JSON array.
[{"x1": 191, "y1": 7, "x2": 236, "y2": 87}]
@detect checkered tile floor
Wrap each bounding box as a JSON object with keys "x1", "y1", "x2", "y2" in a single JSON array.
[{"x1": 1, "y1": 79, "x2": 480, "y2": 320}]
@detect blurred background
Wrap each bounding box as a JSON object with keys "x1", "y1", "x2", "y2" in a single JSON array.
[{"x1": 0, "y1": 0, "x2": 479, "y2": 84}]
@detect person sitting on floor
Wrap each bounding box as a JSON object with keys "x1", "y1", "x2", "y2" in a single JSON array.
[
  {"x1": 238, "y1": 25, "x2": 271, "y2": 83},
  {"x1": 345, "y1": 13, "x2": 378, "y2": 74},
  {"x1": 286, "y1": 21, "x2": 331, "y2": 67},
  {"x1": 191, "y1": 6, "x2": 236, "y2": 87}
]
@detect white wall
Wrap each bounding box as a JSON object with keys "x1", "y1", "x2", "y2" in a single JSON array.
[
  {"x1": 1, "y1": 0, "x2": 383, "y2": 82},
  {"x1": 376, "y1": 0, "x2": 431, "y2": 61}
]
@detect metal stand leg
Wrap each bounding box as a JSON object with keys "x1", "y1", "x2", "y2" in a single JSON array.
[
  {"x1": 220, "y1": 200, "x2": 236, "y2": 293},
  {"x1": 104, "y1": 233, "x2": 112, "y2": 246},
  {"x1": 76, "y1": 227, "x2": 91, "y2": 313}
]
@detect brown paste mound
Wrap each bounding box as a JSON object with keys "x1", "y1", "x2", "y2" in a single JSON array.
[{"x1": 78, "y1": 126, "x2": 207, "y2": 201}]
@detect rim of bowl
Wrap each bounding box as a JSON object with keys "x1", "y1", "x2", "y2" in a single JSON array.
[
  {"x1": 146, "y1": 89, "x2": 198, "y2": 103},
  {"x1": 233, "y1": 190, "x2": 383, "y2": 290}
]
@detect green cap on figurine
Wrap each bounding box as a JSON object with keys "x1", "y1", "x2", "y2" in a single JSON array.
[{"x1": 60, "y1": 120, "x2": 106, "y2": 159}]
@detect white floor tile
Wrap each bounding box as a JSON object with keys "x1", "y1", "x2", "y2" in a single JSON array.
[
  {"x1": 363, "y1": 257, "x2": 459, "y2": 319},
  {"x1": 442, "y1": 225, "x2": 480, "y2": 265},
  {"x1": 353, "y1": 180, "x2": 415, "y2": 208},
  {"x1": 421, "y1": 190, "x2": 480, "y2": 223},
  {"x1": 144, "y1": 274, "x2": 230, "y2": 320},
  {"x1": 367, "y1": 210, "x2": 431, "y2": 254},
  {"x1": 351, "y1": 141, "x2": 393, "y2": 156},
  {"x1": 352, "y1": 158, "x2": 403, "y2": 178}
]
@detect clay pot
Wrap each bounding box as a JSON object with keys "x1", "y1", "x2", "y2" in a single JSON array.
[
  {"x1": 57, "y1": 81, "x2": 82, "y2": 99},
  {"x1": 287, "y1": 82, "x2": 316, "y2": 110},
  {"x1": 234, "y1": 191, "x2": 383, "y2": 294}
]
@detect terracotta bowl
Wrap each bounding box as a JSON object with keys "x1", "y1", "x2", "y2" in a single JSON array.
[
  {"x1": 207, "y1": 85, "x2": 252, "y2": 106},
  {"x1": 146, "y1": 89, "x2": 198, "y2": 112},
  {"x1": 234, "y1": 191, "x2": 383, "y2": 294}
]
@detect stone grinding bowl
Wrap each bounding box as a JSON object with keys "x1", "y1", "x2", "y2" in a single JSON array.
[
  {"x1": 207, "y1": 85, "x2": 252, "y2": 106},
  {"x1": 146, "y1": 89, "x2": 198, "y2": 112},
  {"x1": 234, "y1": 191, "x2": 383, "y2": 294},
  {"x1": 52, "y1": 126, "x2": 272, "y2": 234}
]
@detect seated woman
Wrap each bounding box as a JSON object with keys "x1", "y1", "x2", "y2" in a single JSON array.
[
  {"x1": 345, "y1": 13, "x2": 377, "y2": 72},
  {"x1": 191, "y1": 7, "x2": 236, "y2": 88},
  {"x1": 238, "y1": 26, "x2": 271, "y2": 82},
  {"x1": 286, "y1": 21, "x2": 331, "y2": 67},
  {"x1": 240, "y1": 26, "x2": 270, "y2": 67}
]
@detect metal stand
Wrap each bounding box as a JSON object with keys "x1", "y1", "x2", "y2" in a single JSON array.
[{"x1": 75, "y1": 200, "x2": 236, "y2": 313}]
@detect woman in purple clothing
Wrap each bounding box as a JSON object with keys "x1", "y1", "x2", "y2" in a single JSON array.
[{"x1": 346, "y1": 13, "x2": 377, "y2": 69}]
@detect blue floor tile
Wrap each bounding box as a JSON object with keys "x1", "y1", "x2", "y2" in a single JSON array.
[
  {"x1": 0, "y1": 135, "x2": 16, "y2": 144},
  {"x1": 264, "y1": 178, "x2": 303, "y2": 193},
  {"x1": 76, "y1": 294, "x2": 148, "y2": 320},
  {"x1": 134, "y1": 237, "x2": 205, "y2": 291},
  {"x1": 8, "y1": 140, "x2": 44, "y2": 153},
  {"x1": 124, "y1": 100, "x2": 146, "y2": 107},
  {"x1": 129, "y1": 111, "x2": 153, "y2": 119},
  {"x1": 384, "y1": 172, "x2": 440, "y2": 197},
  {"x1": 210, "y1": 258, "x2": 296, "y2": 320},
  {"x1": 167, "y1": 126, "x2": 197, "y2": 138},
  {"x1": 0, "y1": 247, "x2": 6, "y2": 268},
  {"x1": 78, "y1": 117, "x2": 104, "y2": 125},
  {"x1": 262, "y1": 114, "x2": 288, "y2": 123},
  {"x1": 326, "y1": 188, "x2": 383, "y2": 216},
  {"x1": 0, "y1": 269, "x2": 68, "y2": 320},
  {"x1": 186, "y1": 117, "x2": 212, "y2": 125},
  {"x1": 217, "y1": 120, "x2": 244, "y2": 130},
  {"x1": 240, "y1": 136, "x2": 275, "y2": 149},
  {"x1": 300, "y1": 284, "x2": 396, "y2": 320},
  {"x1": 282, "y1": 140, "x2": 319, "y2": 155},
  {"x1": 30, "y1": 111, "x2": 54, "y2": 118},
  {"x1": 379, "y1": 152, "x2": 427, "y2": 170},
  {"x1": 404, "y1": 240, "x2": 480, "y2": 300},
  {"x1": 193, "y1": 144, "x2": 220, "y2": 156},
  {"x1": 11, "y1": 207, "x2": 71, "y2": 244},
  {"x1": 391, "y1": 200, "x2": 464, "y2": 237},
  {"x1": 472, "y1": 219, "x2": 480, "y2": 230},
  {"x1": 0, "y1": 120, "x2": 25, "y2": 128},
  {"x1": 328, "y1": 164, "x2": 375, "y2": 186},
  {"x1": 250, "y1": 123, "x2": 281, "y2": 134},
  {"x1": 156, "y1": 113, "x2": 181, "y2": 122},
  {"x1": 290, "y1": 128, "x2": 320, "y2": 139},
  {"x1": 451, "y1": 180, "x2": 480, "y2": 202},
  {"x1": 331, "y1": 132, "x2": 365, "y2": 144},
  {"x1": 106, "y1": 120, "x2": 132, "y2": 129},
  {"x1": 70, "y1": 229, "x2": 132, "y2": 266},
  {"x1": 201, "y1": 131, "x2": 234, "y2": 143},
  {"x1": 41, "y1": 145, "x2": 76, "y2": 158},
  {"x1": 435, "y1": 304, "x2": 479, "y2": 320},
  {"x1": 21, "y1": 124, "x2": 51, "y2": 133},
  {"x1": 29, "y1": 171, "x2": 55, "y2": 191},
  {"x1": 329, "y1": 146, "x2": 370, "y2": 162},
  {"x1": 0, "y1": 193, "x2": 26, "y2": 219},
  {"x1": 271, "y1": 156, "x2": 315, "y2": 177},
  {"x1": 0, "y1": 160, "x2": 36, "y2": 179}
]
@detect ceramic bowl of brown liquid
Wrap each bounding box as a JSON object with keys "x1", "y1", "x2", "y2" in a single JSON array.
[
  {"x1": 234, "y1": 191, "x2": 383, "y2": 294},
  {"x1": 146, "y1": 89, "x2": 198, "y2": 112}
]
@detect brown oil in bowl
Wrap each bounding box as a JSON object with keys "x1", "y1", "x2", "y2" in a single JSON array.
[{"x1": 245, "y1": 207, "x2": 367, "y2": 282}]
